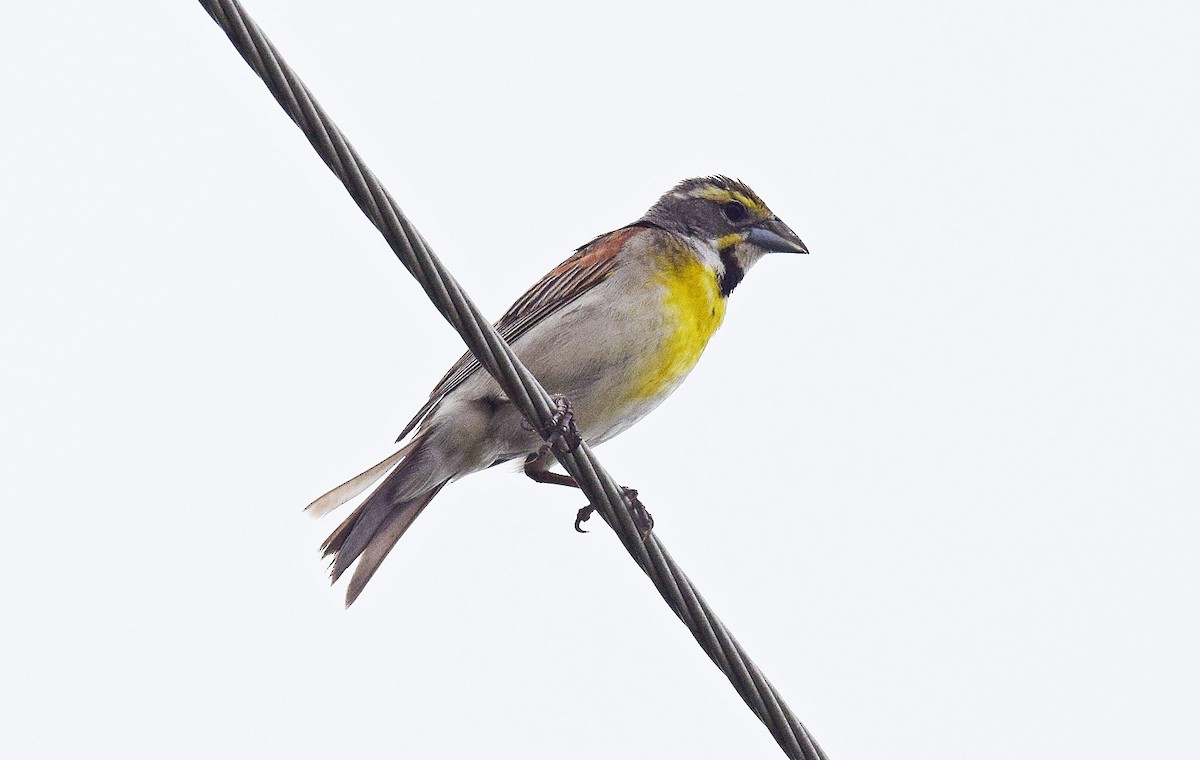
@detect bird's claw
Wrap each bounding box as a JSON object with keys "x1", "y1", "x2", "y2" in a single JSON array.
[
  {"x1": 574, "y1": 505, "x2": 594, "y2": 533},
  {"x1": 623, "y1": 488, "x2": 655, "y2": 540},
  {"x1": 574, "y1": 487, "x2": 654, "y2": 540},
  {"x1": 543, "y1": 395, "x2": 581, "y2": 455}
]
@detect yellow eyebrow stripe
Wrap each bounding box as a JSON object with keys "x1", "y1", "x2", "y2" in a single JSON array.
[{"x1": 689, "y1": 186, "x2": 768, "y2": 214}]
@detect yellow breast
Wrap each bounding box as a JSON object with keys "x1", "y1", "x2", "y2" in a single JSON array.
[{"x1": 631, "y1": 251, "x2": 727, "y2": 400}]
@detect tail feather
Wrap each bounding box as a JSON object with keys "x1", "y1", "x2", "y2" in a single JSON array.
[
  {"x1": 342, "y1": 482, "x2": 446, "y2": 606},
  {"x1": 311, "y1": 432, "x2": 460, "y2": 605},
  {"x1": 320, "y1": 482, "x2": 446, "y2": 606},
  {"x1": 305, "y1": 440, "x2": 417, "y2": 518}
]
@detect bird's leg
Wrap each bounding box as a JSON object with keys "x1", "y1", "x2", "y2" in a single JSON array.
[
  {"x1": 524, "y1": 449, "x2": 595, "y2": 532},
  {"x1": 525, "y1": 448, "x2": 652, "y2": 540},
  {"x1": 523, "y1": 449, "x2": 579, "y2": 489}
]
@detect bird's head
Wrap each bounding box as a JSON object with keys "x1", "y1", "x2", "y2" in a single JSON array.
[{"x1": 640, "y1": 176, "x2": 807, "y2": 295}]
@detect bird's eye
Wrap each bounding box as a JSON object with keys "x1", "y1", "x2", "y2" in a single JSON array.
[{"x1": 722, "y1": 200, "x2": 748, "y2": 223}]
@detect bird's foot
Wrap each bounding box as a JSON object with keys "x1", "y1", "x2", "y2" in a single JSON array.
[
  {"x1": 574, "y1": 487, "x2": 654, "y2": 540},
  {"x1": 542, "y1": 395, "x2": 581, "y2": 455},
  {"x1": 623, "y1": 488, "x2": 655, "y2": 540}
]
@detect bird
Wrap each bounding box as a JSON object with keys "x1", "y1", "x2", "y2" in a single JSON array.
[{"x1": 307, "y1": 176, "x2": 808, "y2": 605}]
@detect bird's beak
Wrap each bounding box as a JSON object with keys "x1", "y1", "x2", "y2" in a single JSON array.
[{"x1": 746, "y1": 218, "x2": 809, "y2": 254}]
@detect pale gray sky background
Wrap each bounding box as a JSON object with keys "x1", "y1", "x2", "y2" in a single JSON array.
[{"x1": 2, "y1": 2, "x2": 1198, "y2": 758}]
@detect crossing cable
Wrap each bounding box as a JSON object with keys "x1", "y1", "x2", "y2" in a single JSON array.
[{"x1": 198, "y1": 2, "x2": 828, "y2": 757}]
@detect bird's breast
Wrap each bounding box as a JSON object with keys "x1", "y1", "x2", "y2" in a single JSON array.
[{"x1": 629, "y1": 253, "x2": 727, "y2": 401}]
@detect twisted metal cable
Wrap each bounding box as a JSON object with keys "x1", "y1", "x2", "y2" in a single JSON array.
[{"x1": 198, "y1": 2, "x2": 828, "y2": 757}]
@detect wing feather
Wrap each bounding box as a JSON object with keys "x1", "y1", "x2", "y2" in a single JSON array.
[{"x1": 395, "y1": 226, "x2": 640, "y2": 441}]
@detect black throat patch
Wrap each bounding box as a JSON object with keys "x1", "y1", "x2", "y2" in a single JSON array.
[{"x1": 718, "y1": 245, "x2": 745, "y2": 297}]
